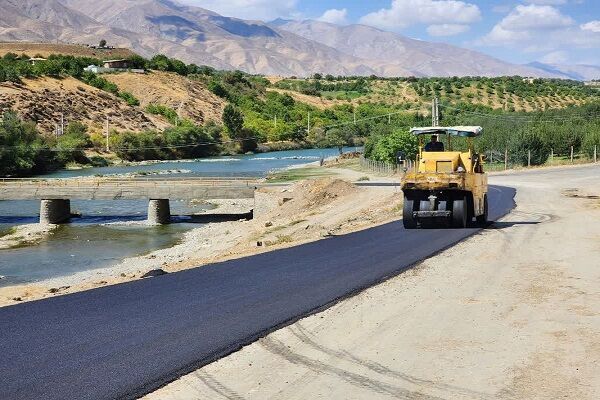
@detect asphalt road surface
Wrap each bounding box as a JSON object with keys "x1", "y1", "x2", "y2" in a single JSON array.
[{"x1": 0, "y1": 185, "x2": 515, "y2": 400}]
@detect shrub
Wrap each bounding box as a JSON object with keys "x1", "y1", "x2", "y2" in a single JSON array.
[
  {"x1": 146, "y1": 104, "x2": 178, "y2": 124},
  {"x1": 118, "y1": 91, "x2": 140, "y2": 106}
]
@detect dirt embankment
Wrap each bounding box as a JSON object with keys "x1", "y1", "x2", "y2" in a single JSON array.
[
  {"x1": 0, "y1": 174, "x2": 403, "y2": 306},
  {"x1": 0, "y1": 76, "x2": 168, "y2": 135},
  {"x1": 105, "y1": 71, "x2": 226, "y2": 125}
]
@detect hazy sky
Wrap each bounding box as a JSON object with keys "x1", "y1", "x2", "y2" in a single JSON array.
[{"x1": 183, "y1": 0, "x2": 600, "y2": 66}]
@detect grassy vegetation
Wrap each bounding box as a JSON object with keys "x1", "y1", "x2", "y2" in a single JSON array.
[
  {"x1": 0, "y1": 226, "x2": 17, "y2": 238},
  {"x1": 266, "y1": 167, "x2": 335, "y2": 183}
]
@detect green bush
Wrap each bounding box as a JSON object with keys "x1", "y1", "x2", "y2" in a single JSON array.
[
  {"x1": 118, "y1": 91, "x2": 140, "y2": 106},
  {"x1": 146, "y1": 104, "x2": 178, "y2": 124}
]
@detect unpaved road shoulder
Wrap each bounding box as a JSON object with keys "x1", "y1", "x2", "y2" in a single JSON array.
[{"x1": 145, "y1": 165, "x2": 600, "y2": 400}]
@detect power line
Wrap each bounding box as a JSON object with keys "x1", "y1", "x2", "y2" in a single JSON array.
[{"x1": 0, "y1": 107, "x2": 425, "y2": 153}]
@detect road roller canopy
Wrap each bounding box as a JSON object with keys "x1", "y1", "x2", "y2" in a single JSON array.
[{"x1": 410, "y1": 126, "x2": 483, "y2": 137}]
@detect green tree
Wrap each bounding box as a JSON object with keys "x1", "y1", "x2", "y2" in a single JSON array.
[
  {"x1": 149, "y1": 54, "x2": 170, "y2": 71},
  {"x1": 325, "y1": 128, "x2": 353, "y2": 154},
  {"x1": 208, "y1": 80, "x2": 229, "y2": 98},
  {"x1": 366, "y1": 130, "x2": 418, "y2": 163},
  {"x1": 582, "y1": 128, "x2": 600, "y2": 158},
  {"x1": 163, "y1": 125, "x2": 217, "y2": 158},
  {"x1": 0, "y1": 111, "x2": 46, "y2": 176},
  {"x1": 56, "y1": 123, "x2": 91, "y2": 165},
  {"x1": 509, "y1": 127, "x2": 550, "y2": 166},
  {"x1": 222, "y1": 104, "x2": 244, "y2": 136}
]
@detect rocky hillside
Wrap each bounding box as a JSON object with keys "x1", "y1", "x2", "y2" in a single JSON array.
[
  {"x1": 104, "y1": 71, "x2": 225, "y2": 125},
  {"x1": 0, "y1": 76, "x2": 168, "y2": 135},
  {"x1": 0, "y1": 0, "x2": 576, "y2": 78}
]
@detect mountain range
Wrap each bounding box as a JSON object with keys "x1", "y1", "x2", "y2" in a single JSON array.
[{"x1": 0, "y1": 0, "x2": 598, "y2": 79}]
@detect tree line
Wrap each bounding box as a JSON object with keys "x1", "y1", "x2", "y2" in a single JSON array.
[
  {"x1": 364, "y1": 101, "x2": 600, "y2": 166},
  {"x1": 1, "y1": 51, "x2": 599, "y2": 175}
]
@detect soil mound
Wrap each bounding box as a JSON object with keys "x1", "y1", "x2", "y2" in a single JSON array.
[{"x1": 281, "y1": 178, "x2": 358, "y2": 215}]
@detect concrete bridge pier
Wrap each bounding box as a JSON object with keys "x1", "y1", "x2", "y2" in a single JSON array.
[
  {"x1": 40, "y1": 199, "x2": 71, "y2": 224},
  {"x1": 148, "y1": 199, "x2": 170, "y2": 225}
]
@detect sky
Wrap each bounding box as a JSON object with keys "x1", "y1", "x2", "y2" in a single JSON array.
[{"x1": 182, "y1": 0, "x2": 600, "y2": 66}]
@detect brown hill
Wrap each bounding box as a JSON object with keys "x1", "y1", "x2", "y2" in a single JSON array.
[
  {"x1": 104, "y1": 71, "x2": 225, "y2": 125},
  {"x1": 0, "y1": 76, "x2": 168, "y2": 135},
  {"x1": 0, "y1": 42, "x2": 136, "y2": 60}
]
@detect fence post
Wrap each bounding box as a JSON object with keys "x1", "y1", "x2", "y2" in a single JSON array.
[
  {"x1": 550, "y1": 148, "x2": 553, "y2": 165},
  {"x1": 570, "y1": 146, "x2": 574, "y2": 164},
  {"x1": 504, "y1": 148, "x2": 508, "y2": 170},
  {"x1": 595, "y1": 145, "x2": 597, "y2": 164},
  {"x1": 528, "y1": 150, "x2": 531, "y2": 168}
]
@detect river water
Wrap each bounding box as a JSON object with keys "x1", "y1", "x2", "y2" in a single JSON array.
[{"x1": 0, "y1": 148, "x2": 355, "y2": 286}]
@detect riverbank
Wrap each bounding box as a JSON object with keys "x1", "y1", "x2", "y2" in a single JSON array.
[{"x1": 0, "y1": 159, "x2": 402, "y2": 306}]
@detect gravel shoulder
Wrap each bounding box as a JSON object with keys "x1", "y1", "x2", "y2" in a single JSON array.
[{"x1": 144, "y1": 164, "x2": 600, "y2": 400}]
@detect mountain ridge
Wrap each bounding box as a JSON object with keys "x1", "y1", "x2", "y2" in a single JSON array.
[{"x1": 1, "y1": 0, "x2": 597, "y2": 79}]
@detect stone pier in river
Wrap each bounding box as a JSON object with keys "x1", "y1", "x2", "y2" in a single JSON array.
[{"x1": 0, "y1": 178, "x2": 256, "y2": 224}]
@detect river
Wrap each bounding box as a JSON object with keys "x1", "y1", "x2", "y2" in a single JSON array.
[{"x1": 0, "y1": 147, "x2": 356, "y2": 286}]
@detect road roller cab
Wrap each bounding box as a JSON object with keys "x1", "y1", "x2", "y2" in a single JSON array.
[{"x1": 401, "y1": 126, "x2": 488, "y2": 229}]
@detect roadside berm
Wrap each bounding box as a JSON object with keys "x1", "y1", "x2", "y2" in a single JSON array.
[{"x1": 144, "y1": 165, "x2": 600, "y2": 400}]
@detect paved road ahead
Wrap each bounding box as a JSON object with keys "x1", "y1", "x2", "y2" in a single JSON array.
[{"x1": 0, "y1": 186, "x2": 515, "y2": 400}]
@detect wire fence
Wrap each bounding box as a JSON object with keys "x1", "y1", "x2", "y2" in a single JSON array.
[
  {"x1": 359, "y1": 156, "x2": 399, "y2": 175},
  {"x1": 484, "y1": 145, "x2": 598, "y2": 171},
  {"x1": 359, "y1": 156, "x2": 417, "y2": 175},
  {"x1": 360, "y1": 145, "x2": 598, "y2": 175}
]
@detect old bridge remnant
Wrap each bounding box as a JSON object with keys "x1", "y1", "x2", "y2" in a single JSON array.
[{"x1": 0, "y1": 178, "x2": 257, "y2": 224}]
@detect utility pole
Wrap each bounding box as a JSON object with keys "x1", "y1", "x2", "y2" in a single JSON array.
[
  {"x1": 595, "y1": 145, "x2": 597, "y2": 164},
  {"x1": 388, "y1": 113, "x2": 391, "y2": 124},
  {"x1": 105, "y1": 117, "x2": 110, "y2": 152},
  {"x1": 307, "y1": 112, "x2": 311, "y2": 136},
  {"x1": 60, "y1": 113, "x2": 64, "y2": 136},
  {"x1": 570, "y1": 146, "x2": 574, "y2": 164},
  {"x1": 432, "y1": 97, "x2": 439, "y2": 127}
]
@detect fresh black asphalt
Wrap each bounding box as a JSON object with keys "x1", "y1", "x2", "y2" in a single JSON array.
[{"x1": 0, "y1": 185, "x2": 515, "y2": 400}]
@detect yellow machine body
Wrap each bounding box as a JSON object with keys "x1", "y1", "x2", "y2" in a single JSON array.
[{"x1": 401, "y1": 127, "x2": 489, "y2": 229}]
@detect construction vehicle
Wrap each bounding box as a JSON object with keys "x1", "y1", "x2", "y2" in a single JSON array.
[{"x1": 401, "y1": 126, "x2": 488, "y2": 229}]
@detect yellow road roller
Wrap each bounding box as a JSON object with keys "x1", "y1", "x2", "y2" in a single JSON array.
[{"x1": 401, "y1": 126, "x2": 488, "y2": 229}]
